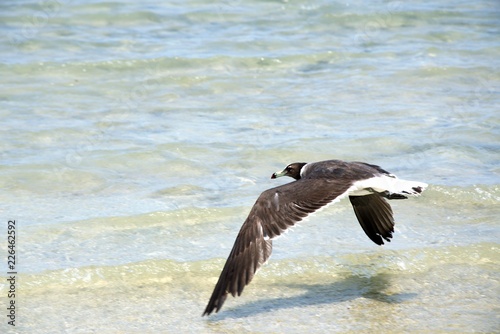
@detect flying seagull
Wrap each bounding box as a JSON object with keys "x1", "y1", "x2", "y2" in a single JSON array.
[{"x1": 203, "y1": 159, "x2": 427, "y2": 316}]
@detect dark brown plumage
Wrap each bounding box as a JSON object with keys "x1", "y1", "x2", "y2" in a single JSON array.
[{"x1": 203, "y1": 159, "x2": 426, "y2": 316}]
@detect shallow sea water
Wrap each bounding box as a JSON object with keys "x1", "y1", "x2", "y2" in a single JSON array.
[{"x1": 0, "y1": 0, "x2": 499, "y2": 333}]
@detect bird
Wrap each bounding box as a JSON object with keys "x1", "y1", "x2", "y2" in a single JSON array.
[{"x1": 202, "y1": 159, "x2": 427, "y2": 316}]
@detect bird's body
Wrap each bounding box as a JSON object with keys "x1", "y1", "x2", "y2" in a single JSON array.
[{"x1": 203, "y1": 159, "x2": 427, "y2": 316}]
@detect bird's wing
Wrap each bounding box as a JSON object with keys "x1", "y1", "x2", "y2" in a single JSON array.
[
  {"x1": 203, "y1": 178, "x2": 353, "y2": 316},
  {"x1": 349, "y1": 194, "x2": 394, "y2": 245}
]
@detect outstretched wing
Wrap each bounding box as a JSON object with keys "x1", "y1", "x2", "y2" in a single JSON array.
[
  {"x1": 349, "y1": 194, "x2": 394, "y2": 245},
  {"x1": 202, "y1": 213, "x2": 272, "y2": 316},
  {"x1": 203, "y1": 178, "x2": 352, "y2": 316}
]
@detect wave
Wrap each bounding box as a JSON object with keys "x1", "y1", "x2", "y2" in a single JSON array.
[{"x1": 7, "y1": 241, "x2": 497, "y2": 298}]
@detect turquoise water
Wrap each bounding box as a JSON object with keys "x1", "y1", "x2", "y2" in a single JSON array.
[{"x1": 0, "y1": 0, "x2": 499, "y2": 333}]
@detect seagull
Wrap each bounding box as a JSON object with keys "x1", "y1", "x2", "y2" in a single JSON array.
[{"x1": 202, "y1": 159, "x2": 427, "y2": 316}]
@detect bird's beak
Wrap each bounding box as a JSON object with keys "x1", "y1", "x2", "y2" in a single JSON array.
[{"x1": 271, "y1": 169, "x2": 287, "y2": 179}]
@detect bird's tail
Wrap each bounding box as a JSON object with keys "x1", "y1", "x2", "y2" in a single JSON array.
[{"x1": 377, "y1": 176, "x2": 427, "y2": 199}]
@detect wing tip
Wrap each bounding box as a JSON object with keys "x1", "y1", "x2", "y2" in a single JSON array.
[
  {"x1": 202, "y1": 293, "x2": 226, "y2": 317},
  {"x1": 202, "y1": 307, "x2": 215, "y2": 317},
  {"x1": 371, "y1": 233, "x2": 392, "y2": 246}
]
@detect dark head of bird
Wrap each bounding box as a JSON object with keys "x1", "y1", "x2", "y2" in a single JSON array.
[{"x1": 271, "y1": 162, "x2": 307, "y2": 180}]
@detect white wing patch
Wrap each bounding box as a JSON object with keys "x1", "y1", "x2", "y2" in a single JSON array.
[
  {"x1": 259, "y1": 222, "x2": 270, "y2": 241},
  {"x1": 273, "y1": 192, "x2": 280, "y2": 211}
]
